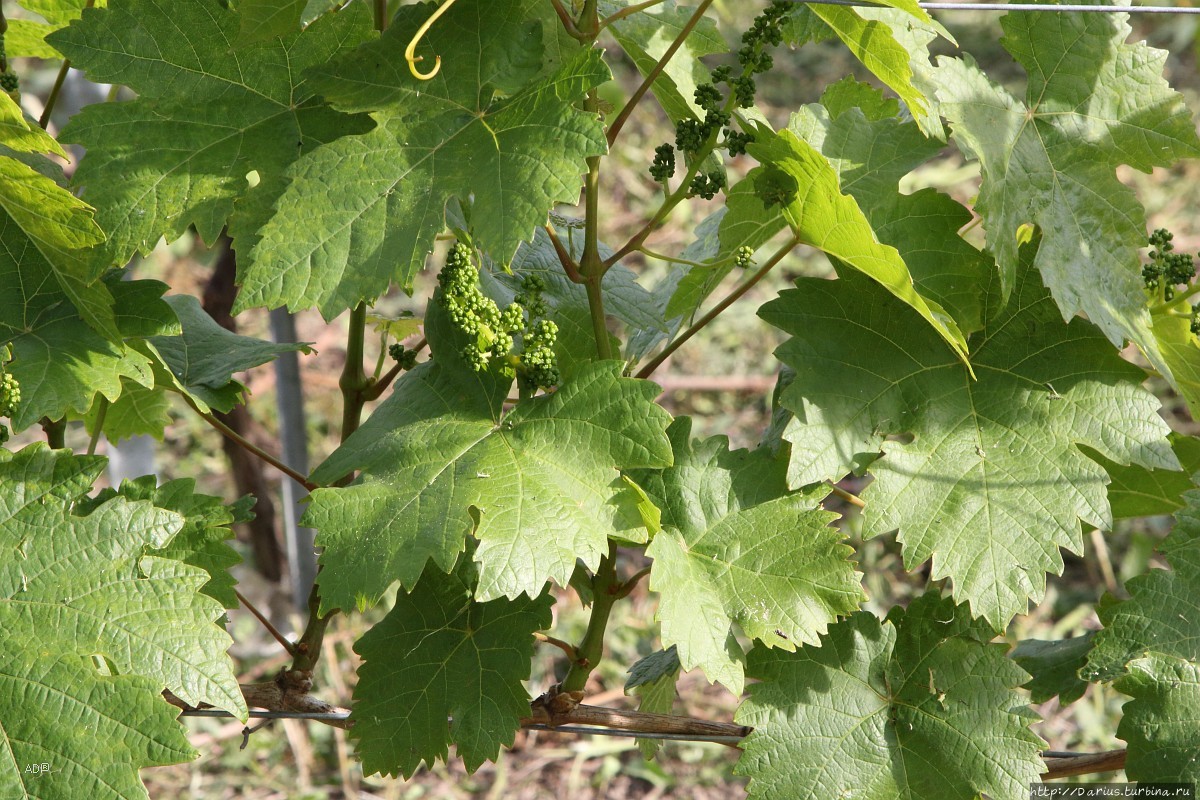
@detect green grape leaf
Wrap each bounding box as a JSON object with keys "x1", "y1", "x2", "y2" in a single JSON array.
[
  {"x1": 786, "y1": 88, "x2": 988, "y2": 333},
  {"x1": 708, "y1": 81, "x2": 984, "y2": 332},
  {"x1": 234, "y1": 0, "x2": 306, "y2": 47},
  {"x1": 147, "y1": 295, "x2": 312, "y2": 414},
  {"x1": 5, "y1": 0, "x2": 97, "y2": 57},
  {"x1": 0, "y1": 445, "x2": 246, "y2": 714},
  {"x1": 237, "y1": 0, "x2": 609, "y2": 317},
  {"x1": 80, "y1": 477, "x2": 247, "y2": 610},
  {"x1": 1087, "y1": 489, "x2": 1200, "y2": 682},
  {"x1": 306, "y1": 360, "x2": 672, "y2": 610},
  {"x1": 0, "y1": 153, "x2": 114, "y2": 340},
  {"x1": 350, "y1": 553, "x2": 552, "y2": 778},
  {"x1": 760, "y1": 246, "x2": 1177, "y2": 628},
  {"x1": 82, "y1": 378, "x2": 173, "y2": 442},
  {"x1": 936, "y1": 9, "x2": 1200, "y2": 381},
  {"x1": 1012, "y1": 634, "x2": 1094, "y2": 705},
  {"x1": 626, "y1": 647, "x2": 681, "y2": 759},
  {"x1": 0, "y1": 446, "x2": 247, "y2": 798},
  {"x1": 0, "y1": 642, "x2": 195, "y2": 799},
  {"x1": 1151, "y1": 314, "x2": 1200, "y2": 422},
  {"x1": 784, "y1": 2, "x2": 949, "y2": 137},
  {"x1": 4, "y1": 19, "x2": 63, "y2": 58},
  {"x1": 0, "y1": 94, "x2": 66, "y2": 157},
  {"x1": 51, "y1": 0, "x2": 375, "y2": 263},
  {"x1": 746, "y1": 126, "x2": 970, "y2": 360},
  {"x1": 1086, "y1": 433, "x2": 1200, "y2": 521},
  {"x1": 1114, "y1": 654, "x2": 1200, "y2": 784},
  {"x1": 626, "y1": 646, "x2": 681, "y2": 693},
  {"x1": 479, "y1": 227, "x2": 665, "y2": 377},
  {"x1": 600, "y1": 0, "x2": 727, "y2": 123},
  {"x1": 366, "y1": 312, "x2": 422, "y2": 344},
  {"x1": 633, "y1": 418, "x2": 862, "y2": 692},
  {"x1": 734, "y1": 593, "x2": 1044, "y2": 800},
  {"x1": 0, "y1": 264, "x2": 175, "y2": 431},
  {"x1": 659, "y1": 207, "x2": 732, "y2": 326}
]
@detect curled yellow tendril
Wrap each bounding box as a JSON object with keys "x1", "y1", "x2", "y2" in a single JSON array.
[{"x1": 405, "y1": 0, "x2": 461, "y2": 80}]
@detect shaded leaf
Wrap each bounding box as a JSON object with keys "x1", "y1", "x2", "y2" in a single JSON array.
[
  {"x1": 1114, "y1": 654, "x2": 1200, "y2": 783},
  {"x1": 148, "y1": 295, "x2": 312, "y2": 414},
  {"x1": 1087, "y1": 433, "x2": 1200, "y2": 521},
  {"x1": 1088, "y1": 489, "x2": 1200, "y2": 681},
  {"x1": 0, "y1": 265, "x2": 175, "y2": 431},
  {"x1": 760, "y1": 246, "x2": 1176, "y2": 627},
  {"x1": 937, "y1": 9, "x2": 1200, "y2": 380},
  {"x1": 350, "y1": 553, "x2": 552, "y2": 777},
  {"x1": 235, "y1": 0, "x2": 306, "y2": 46},
  {"x1": 238, "y1": 0, "x2": 608, "y2": 317},
  {"x1": 1012, "y1": 634, "x2": 1094, "y2": 704},
  {"x1": 626, "y1": 647, "x2": 681, "y2": 759},
  {"x1": 735, "y1": 593, "x2": 1044, "y2": 799},
  {"x1": 746, "y1": 125, "x2": 969, "y2": 359},
  {"x1": 52, "y1": 0, "x2": 375, "y2": 262},
  {"x1": 601, "y1": 0, "x2": 727, "y2": 123}
]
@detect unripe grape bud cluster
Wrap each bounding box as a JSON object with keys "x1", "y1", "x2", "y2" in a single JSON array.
[
  {"x1": 648, "y1": 0, "x2": 791, "y2": 193},
  {"x1": 1142, "y1": 228, "x2": 1200, "y2": 334},
  {"x1": 0, "y1": 35, "x2": 17, "y2": 99},
  {"x1": 435, "y1": 245, "x2": 560, "y2": 392},
  {"x1": 0, "y1": 347, "x2": 19, "y2": 445}
]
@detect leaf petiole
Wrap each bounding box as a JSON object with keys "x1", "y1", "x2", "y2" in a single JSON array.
[{"x1": 636, "y1": 235, "x2": 798, "y2": 378}]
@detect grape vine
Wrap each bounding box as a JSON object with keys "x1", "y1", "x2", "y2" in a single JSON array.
[{"x1": 0, "y1": 0, "x2": 1199, "y2": 797}]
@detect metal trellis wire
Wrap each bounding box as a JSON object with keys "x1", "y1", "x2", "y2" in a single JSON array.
[
  {"x1": 178, "y1": 709, "x2": 745, "y2": 744},
  {"x1": 807, "y1": 0, "x2": 1200, "y2": 13}
]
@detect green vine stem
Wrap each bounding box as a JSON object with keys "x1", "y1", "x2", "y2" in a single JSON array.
[
  {"x1": 578, "y1": 0, "x2": 600, "y2": 38},
  {"x1": 290, "y1": 302, "x2": 372, "y2": 674},
  {"x1": 580, "y1": 90, "x2": 613, "y2": 360},
  {"x1": 558, "y1": 542, "x2": 621, "y2": 693},
  {"x1": 600, "y1": 0, "x2": 670, "y2": 30},
  {"x1": 86, "y1": 396, "x2": 108, "y2": 456},
  {"x1": 182, "y1": 394, "x2": 320, "y2": 492},
  {"x1": 605, "y1": 0, "x2": 714, "y2": 147},
  {"x1": 1151, "y1": 281, "x2": 1200, "y2": 313},
  {"x1": 636, "y1": 234, "x2": 799, "y2": 378},
  {"x1": 550, "y1": 0, "x2": 583, "y2": 38},
  {"x1": 545, "y1": 224, "x2": 583, "y2": 282},
  {"x1": 338, "y1": 302, "x2": 370, "y2": 441},
  {"x1": 41, "y1": 417, "x2": 66, "y2": 449},
  {"x1": 362, "y1": 336, "x2": 427, "y2": 402},
  {"x1": 37, "y1": 0, "x2": 95, "y2": 129},
  {"x1": 639, "y1": 245, "x2": 733, "y2": 270},
  {"x1": 605, "y1": 107, "x2": 727, "y2": 267},
  {"x1": 235, "y1": 587, "x2": 297, "y2": 656}
]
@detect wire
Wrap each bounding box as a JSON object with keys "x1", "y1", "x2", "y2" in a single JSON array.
[
  {"x1": 178, "y1": 709, "x2": 744, "y2": 744},
  {"x1": 523, "y1": 724, "x2": 745, "y2": 745},
  {"x1": 807, "y1": 0, "x2": 1200, "y2": 12},
  {"x1": 181, "y1": 709, "x2": 350, "y2": 722}
]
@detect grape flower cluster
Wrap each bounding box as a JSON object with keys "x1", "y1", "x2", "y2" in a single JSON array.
[
  {"x1": 1142, "y1": 228, "x2": 1200, "y2": 334},
  {"x1": 0, "y1": 346, "x2": 20, "y2": 445},
  {"x1": 387, "y1": 343, "x2": 419, "y2": 370},
  {"x1": 0, "y1": 34, "x2": 17, "y2": 100},
  {"x1": 648, "y1": 0, "x2": 791, "y2": 196},
  {"x1": 436, "y1": 244, "x2": 560, "y2": 392}
]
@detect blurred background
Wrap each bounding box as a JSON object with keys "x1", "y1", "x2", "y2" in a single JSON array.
[{"x1": 7, "y1": 0, "x2": 1200, "y2": 796}]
